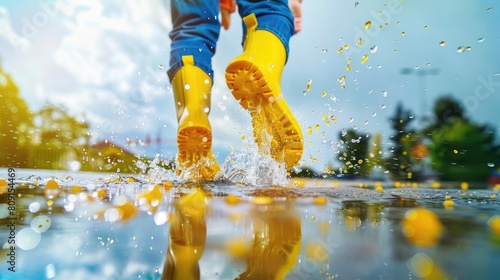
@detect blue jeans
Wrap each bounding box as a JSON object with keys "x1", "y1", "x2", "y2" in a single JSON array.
[{"x1": 167, "y1": 0, "x2": 294, "y2": 80}]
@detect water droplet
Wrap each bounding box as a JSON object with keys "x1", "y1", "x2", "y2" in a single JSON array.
[
  {"x1": 321, "y1": 49, "x2": 328, "y2": 53},
  {"x1": 409, "y1": 115, "x2": 414, "y2": 119},
  {"x1": 478, "y1": 37, "x2": 485, "y2": 43},
  {"x1": 306, "y1": 79, "x2": 312, "y2": 91},
  {"x1": 31, "y1": 215, "x2": 51, "y2": 233},
  {"x1": 382, "y1": 91, "x2": 388, "y2": 97},
  {"x1": 466, "y1": 46, "x2": 472, "y2": 51},
  {"x1": 331, "y1": 116, "x2": 337, "y2": 123},
  {"x1": 202, "y1": 137, "x2": 208, "y2": 142},
  {"x1": 487, "y1": 7, "x2": 493, "y2": 11},
  {"x1": 488, "y1": 163, "x2": 495, "y2": 168},
  {"x1": 401, "y1": 31, "x2": 406, "y2": 36},
  {"x1": 203, "y1": 107, "x2": 210, "y2": 113},
  {"x1": 361, "y1": 54, "x2": 369, "y2": 64},
  {"x1": 321, "y1": 91, "x2": 328, "y2": 97},
  {"x1": 29, "y1": 202, "x2": 41, "y2": 213},
  {"x1": 426, "y1": 63, "x2": 431, "y2": 66},
  {"x1": 341, "y1": 128, "x2": 347, "y2": 137},
  {"x1": 184, "y1": 84, "x2": 191, "y2": 90},
  {"x1": 16, "y1": 228, "x2": 41, "y2": 250},
  {"x1": 158, "y1": 65, "x2": 164, "y2": 69},
  {"x1": 457, "y1": 46, "x2": 465, "y2": 53},
  {"x1": 354, "y1": 2, "x2": 359, "y2": 7},
  {"x1": 307, "y1": 126, "x2": 312, "y2": 136},
  {"x1": 356, "y1": 38, "x2": 363, "y2": 46},
  {"x1": 337, "y1": 47, "x2": 344, "y2": 54},
  {"x1": 365, "y1": 21, "x2": 371, "y2": 29},
  {"x1": 439, "y1": 41, "x2": 446, "y2": 46},
  {"x1": 338, "y1": 76, "x2": 345, "y2": 83},
  {"x1": 424, "y1": 25, "x2": 428, "y2": 29},
  {"x1": 349, "y1": 118, "x2": 354, "y2": 123},
  {"x1": 370, "y1": 45, "x2": 378, "y2": 53},
  {"x1": 368, "y1": 89, "x2": 373, "y2": 94},
  {"x1": 204, "y1": 79, "x2": 210, "y2": 84},
  {"x1": 380, "y1": 104, "x2": 386, "y2": 109},
  {"x1": 315, "y1": 124, "x2": 320, "y2": 130},
  {"x1": 45, "y1": 263, "x2": 56, "y2": 279},
  {"x1": 346, "y1": 64, "x2": 351, "y2": 71}
]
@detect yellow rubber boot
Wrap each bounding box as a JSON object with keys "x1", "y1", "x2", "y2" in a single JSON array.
[
  {"x1": 225, "y1": 14, "x2": 304, "y2": 169},
  {"x1": 163, "y1": 189, "x2": 207, "y2": 280},
  {"x1": 236, "y1": 207, "x2": 302, "y2": 280},
  {"x1": 171, "y1": 56, "x2": 220, "y2": 181}
]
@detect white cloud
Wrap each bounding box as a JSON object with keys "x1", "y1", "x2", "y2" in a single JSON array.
[
  {"x1": 47, "y1": 0, "x2": 173, "y2": 144},
  {"x1": 0, "y1": 7, "x2": 30, "y2": 51}
]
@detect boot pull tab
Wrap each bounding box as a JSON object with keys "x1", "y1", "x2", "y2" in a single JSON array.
[
  {"x1": 181, "y1": 55, "x2": 195, "y2": 66},
  {"x1": 243, "y1": 13, "x2": 258, "y2": 30}
]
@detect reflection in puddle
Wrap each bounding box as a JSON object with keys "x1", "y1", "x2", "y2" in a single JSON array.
[{"x1": 0, "y1": 173, "x2": 499, "y2": 279}]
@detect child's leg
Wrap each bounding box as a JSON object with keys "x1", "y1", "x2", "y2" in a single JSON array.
[
  {"x1": 226, "y1": 0, "x2": 304, "y2": 170},
  {"x1": 168, "y1": 0, "x2": 221, "y2": 181}
]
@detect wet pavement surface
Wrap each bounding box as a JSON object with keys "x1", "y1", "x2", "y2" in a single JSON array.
[{"x1": 1, "y1": 169, "x2": 499, "y2": 280}]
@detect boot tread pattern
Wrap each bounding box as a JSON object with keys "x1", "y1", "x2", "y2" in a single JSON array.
[{"x1": 226, "y1": 60, "x2": 303, "y2": 169}]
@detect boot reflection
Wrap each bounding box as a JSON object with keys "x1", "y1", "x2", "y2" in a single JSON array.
[
  {"x1": 236, "y1": 204, "x2": 302, "y2": 280},
  {"x1": 162, "y1": 188, "x2": 207, "y2": 280}
]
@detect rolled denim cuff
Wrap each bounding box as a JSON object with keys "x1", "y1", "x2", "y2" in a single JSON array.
[
  {"x1": 168, "y1": 47, "x2": 214, "y2": 81},
  {"x1": 254, "y1": 15, "x2": 294, "y2": 62}
]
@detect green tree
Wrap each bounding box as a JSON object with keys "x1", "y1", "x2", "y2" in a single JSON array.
[
  {"x1": 429, "y1": 119, "x2": 499, "y2": 182},
  {"x1": 33, "y1": 104, "x2": 90, "y2": 148},
  {"x1": 366, "y1": 133, "x2": 385, "y2": 174},
  {"x1": 385, "y1": 103, "x2": 421, "y2": 181},
  {"x1": 30, "y1": 104, "x2": 90, "y2": 169},
  {"x1": 426, "y1": 96, "x2": 500, "y2": 182},
  {"x1": 425, "y1": 96, "x2": 464, "y2": 133},
  {"x1": 337, "y1": 129, "x2": 370, "y2": 176},
  {"x1": 0, "y1": 62, "x2": 32, "y2": 167},
  {"x1": 433, "y1": 96, "x2": 464, "y2": 124}
]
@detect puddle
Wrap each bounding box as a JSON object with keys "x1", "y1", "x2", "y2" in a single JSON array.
[{"x1": 0, "y1": 169, "x2": 499, "y2": 280}]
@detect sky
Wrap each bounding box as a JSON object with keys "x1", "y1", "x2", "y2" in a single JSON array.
[{"x1": 0, "y1": 0, "x2": 499, "y2": 172}]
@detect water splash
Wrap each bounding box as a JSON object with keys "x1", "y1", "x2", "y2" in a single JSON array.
[
  {"x1": 220, "y1": 146, "x2": 288, "y2": 187},
  {"x1": 136, "y1": 155, "x2": 177, "y2": 183},
  {"x1": 135, "y1": 147, "x2": 288, "y2": 186}
]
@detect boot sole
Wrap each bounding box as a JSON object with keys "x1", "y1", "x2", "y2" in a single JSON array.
[
  {"x1": 225, "y1": 59, "x2": 303, "y2": 169},
  {"x1": 177, "y1": 126, "x2": 219, "y2": 180}
]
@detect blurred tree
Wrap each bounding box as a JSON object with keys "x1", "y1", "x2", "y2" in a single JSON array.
[
  {"x1": 429, "y1": 119, "x2": 499, "y2": 182},
  {"x1": 366, "y1": 133, "x2": 384, "y2": 174},
  {"x1": 0, "y1": 62, "x2": 32, "y2": 167},
  {"x1": 337, "y1": 129, "x2": 370, "y2": 176},
  {"x1": 433, "y1": 96, "x2": 464, "y2": 124},
  {"x1": 424, "y1": 96, "x2": 500, "y2": 182},
  {"x1": 425, "y1": 96, "x2": 465, "y2": 133},
  {"x1": 32, "y1": 104, "x2": 90, "y2": 148},
  {"x1": 30, "y1": 104, "x2": 90, "y2": 169},
  {"x1": 385, "y1": 103, "x2": 421, "y2": 181}
]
